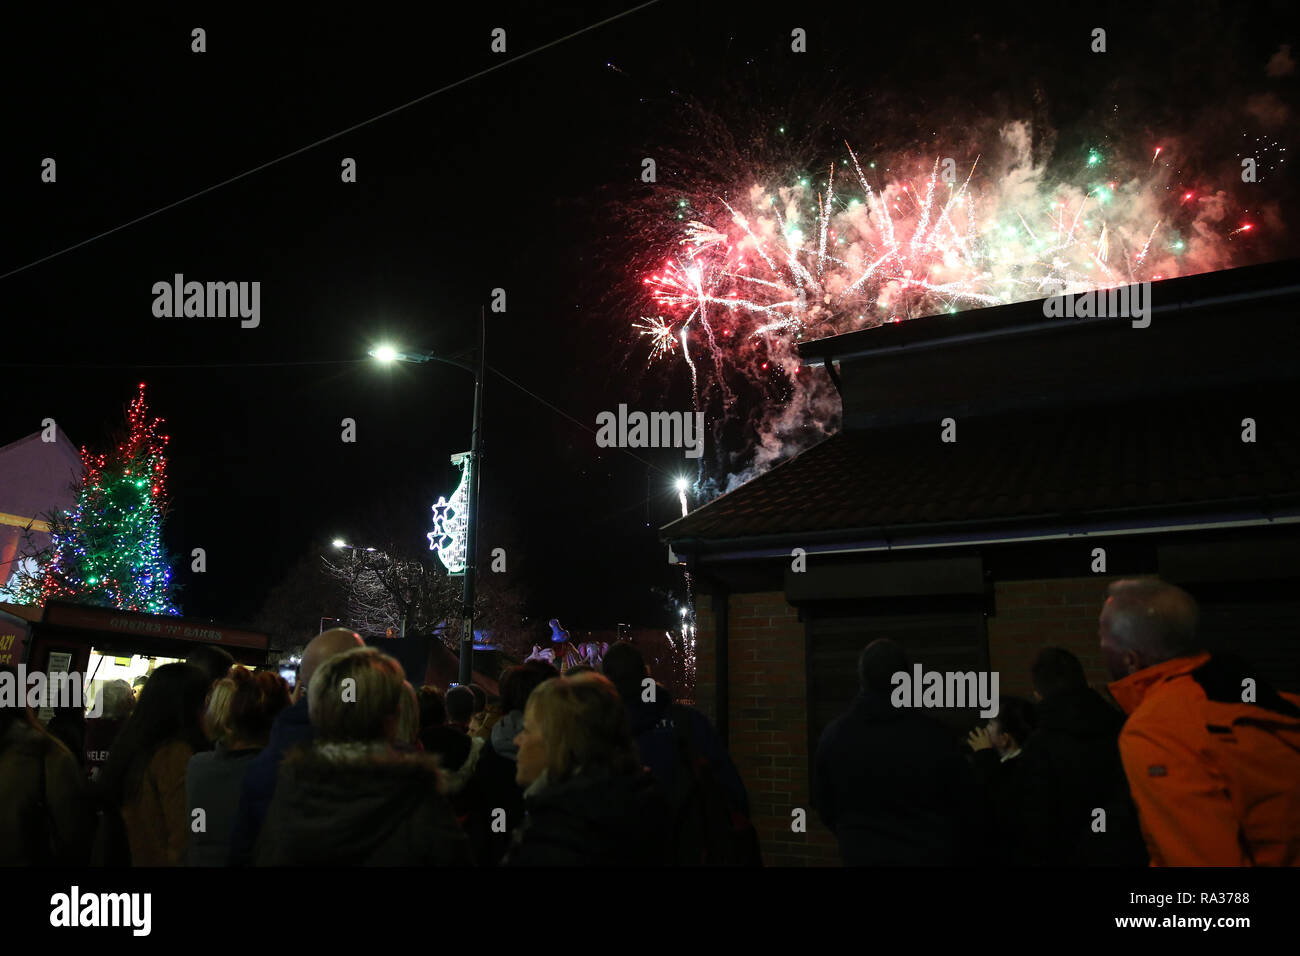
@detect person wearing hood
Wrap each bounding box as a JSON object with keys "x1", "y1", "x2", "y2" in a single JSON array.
[
  {"x1": 1014, "y1": 647, "x2": 1148, "y2": 866},
  {"x1": 601, "y1": 641, "x2": 749, "y2": 817},
  {"x1": 254, "y1": 646, "x2": 470, "y2": 866},
  {"x1": 503, "y1": 673, "x2": 671, "y2": 866}
]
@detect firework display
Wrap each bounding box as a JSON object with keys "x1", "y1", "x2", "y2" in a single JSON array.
[{"x1": 634, "y1": 121, "x2": 1271, "y2": 489}]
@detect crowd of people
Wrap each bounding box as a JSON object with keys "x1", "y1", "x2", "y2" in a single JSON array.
[
  {"x1": 2, "y1": 576, "x2": 1297, "y2": 867},
  {"x1": 814, "y1": 578, "x2": 1300, "y2": 867},
  {"x1": 0, "y1": 632, "x2": 753, "y2": 866}
]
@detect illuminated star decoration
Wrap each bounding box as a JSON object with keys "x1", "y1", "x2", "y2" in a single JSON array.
[{"x1": 427, "y1": 457, "x2": 469, "y2": 574}]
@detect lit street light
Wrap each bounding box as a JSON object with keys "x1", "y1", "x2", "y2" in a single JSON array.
[{"x1": 370, "y1": 308, "x2": 486, "y2": 685}]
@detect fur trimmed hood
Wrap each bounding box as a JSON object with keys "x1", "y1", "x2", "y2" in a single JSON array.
[{"x1": 255, "y1": 741, "x2": 470, "y2": 866}]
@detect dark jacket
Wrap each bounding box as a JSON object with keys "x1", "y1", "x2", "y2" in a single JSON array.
[
  {"x1": 83, "y1": 717, "x2": 126, "y2": 781},
  {"x1": 814, "y1": 692, "x2": 984, "y2": 865},
  {"x1": 422, "y1": 725, "x2": 473, "y2": 776},
  {"x1": 504, "y1": 767, "x2": 671, "y2": 866},
  {"x1": 185, "y1": 746, "x2": 261, "y2": 866},
  {"x1": 46, "y1": 710, "x2": 86, "y2": 773},
  {"x1": 462, "y1": 725, "x2": 526, "y2": 866},
  {"x1": 970, "y1": 749, "x2": 1033, "y2": 865},
  {"x1": 254, "y1": 743, "x2": 471, "y2": 866},
  {"x1": 227, "y1": 695, "x2": 313, "y2": 865},
  {"x1": 1017, "y1": 687, "x2": 1147, "y2": 866},
  {"x1": 0, "y1": 721, "x2": 96, "y2": 866},
  {"x1": 623, "y1": 687, "x2": 749, "y2": 815}
]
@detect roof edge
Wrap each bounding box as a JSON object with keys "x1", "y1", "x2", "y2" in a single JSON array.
[{"x1": 665, "y1": 503, "x2": 1300, "y2": 563}]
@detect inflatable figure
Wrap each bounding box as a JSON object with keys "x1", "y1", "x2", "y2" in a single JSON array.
[{"x1": 524, "y1": 644, "x2": 556, "y2": 664}]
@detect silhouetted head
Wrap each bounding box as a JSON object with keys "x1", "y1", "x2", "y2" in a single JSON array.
[
  {"x1": 601, "y1": 641, "x2": 649, "y2": 701},
  {"x1": 99, "y1": 662, "x2": 210, "y2": 806},
  {"x1": 300, "y1": 628, "x2": 365, "y2": 691},
  {"x1": 1031, "y1": 647, "x2": 1089, "y2": 701},
  {"x1": 186, "y1": 645, "x2": 235, "y2": 686},
  {"x1": 500, "y1": 660, "x2": 561, "y2": 713},
  {"x1": 986, "y1": 696, "x2": 1036, "y2": 755},
  {"x1": 418, "y1": 685, "x2": 446, "y2": 729},
  {"x1": 445, "y1": 685, "x2": 476, "y2": 726},
  {"x1": 858, "y1": 639, "x2": 909, "y2": 697}
]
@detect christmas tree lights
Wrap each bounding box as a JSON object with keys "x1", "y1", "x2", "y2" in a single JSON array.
[{"x1": 33, "y1": 383, "x2": 178, "y2": 614}]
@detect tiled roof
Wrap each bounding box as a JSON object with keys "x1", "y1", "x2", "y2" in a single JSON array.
[{"x1": 663, "y1": 391, "x2": 1300, "y2": 543}]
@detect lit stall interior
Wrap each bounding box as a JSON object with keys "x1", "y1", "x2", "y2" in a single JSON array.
[{"x1": 83, "y1": 649, "x2": 183, "y2": 713}]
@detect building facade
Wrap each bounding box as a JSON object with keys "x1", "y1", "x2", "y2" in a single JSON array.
[
  {"x1": 663, "y1": 260, "x2": 1300, "y2": 866},
  {"x1": 0, "y1": 427, "x2": 83, "y2": 598}
]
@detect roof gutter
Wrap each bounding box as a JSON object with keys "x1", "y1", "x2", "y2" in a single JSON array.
[{"x1": 668, "y1": 508, "x2": 1300, "y2": 565}]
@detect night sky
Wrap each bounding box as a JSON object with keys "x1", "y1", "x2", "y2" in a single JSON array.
[{"x1": 3, "y1": 2, "x2": 1296, "y2": 634}]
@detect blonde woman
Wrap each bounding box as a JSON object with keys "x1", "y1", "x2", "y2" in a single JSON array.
[
  {"x1": 254, "y1": 647, "x2": 470, "y2": 866},
  {"x1": 185, "y1": 667, "x2": 290, "y2": 866},
  {"x1": 504, "y1": 673, "x2": 670, "y2": 866},
  {"x1": 201, "y1": 676, "x2": 236, "y2": 747}
]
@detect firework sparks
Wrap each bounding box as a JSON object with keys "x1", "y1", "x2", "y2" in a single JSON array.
[
  {"x1": 626, "y1": 120, "x2": 1260, "y2": 493},
  {"x1": 634, "y1": 315, "x2": 678, "y2": 362},
  {"x1": 639, "y1": 143, "x2": 1169, "y2": 369}
]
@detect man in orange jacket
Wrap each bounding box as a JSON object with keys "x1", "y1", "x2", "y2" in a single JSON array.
[{"x1": 1100, "y1": 578, "x2": 1300, "y2": 866}]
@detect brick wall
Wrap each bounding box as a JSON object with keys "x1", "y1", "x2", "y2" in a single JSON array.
[
  {"x1": 694, "y1": 575, "x2": 1132, "y2": 867},
  {"x1": 695, "y1": 590, "x2": 839, "y2": 866},
  {"x1": 987, "y1": 576, "x2": 1122, "y2": 698}
]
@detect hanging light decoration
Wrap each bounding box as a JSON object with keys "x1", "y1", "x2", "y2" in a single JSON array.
[{"x1": 427, "y1": 455, "x2": 469, "y2": 575}]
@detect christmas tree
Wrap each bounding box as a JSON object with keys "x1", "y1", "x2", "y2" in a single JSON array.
[{"x1": 25, "y1": 383, "x2": 179, "y2": 614}]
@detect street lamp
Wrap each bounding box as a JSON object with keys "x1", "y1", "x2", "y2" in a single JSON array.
[{"x1": 370, "y1": 308, "x2": 486, "y2": 685}]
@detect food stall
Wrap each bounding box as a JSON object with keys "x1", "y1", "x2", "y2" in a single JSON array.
[{"x1": 22, "y1": 600, "x2": 271, "y2": 708}]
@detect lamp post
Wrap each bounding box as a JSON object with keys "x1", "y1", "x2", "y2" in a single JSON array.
[{"x1": 370, "y1": 308, "x2": 485, "y2": 685}]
